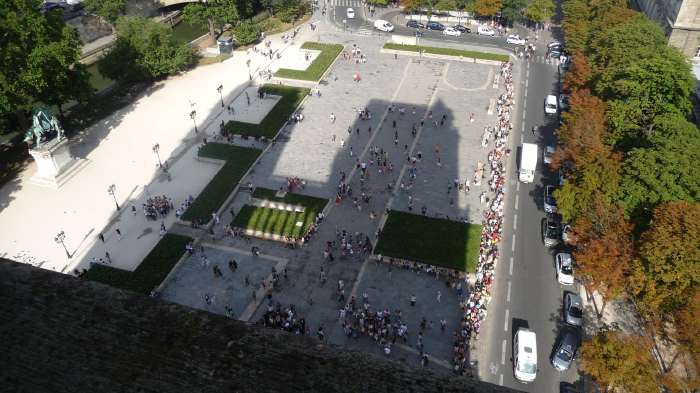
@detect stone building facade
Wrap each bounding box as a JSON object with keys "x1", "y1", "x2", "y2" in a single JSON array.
[{"x1": 631, "y1": 0, "x2": 700, "y2": 62}]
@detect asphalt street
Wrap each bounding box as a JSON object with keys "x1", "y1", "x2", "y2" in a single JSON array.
[{"x1": 477, "y1": 32, "x2": 583, "y2": 393}]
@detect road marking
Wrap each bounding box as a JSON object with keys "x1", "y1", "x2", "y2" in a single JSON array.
[
  {"x1": 501, "y1": 339, "x2": 507, "y2": 364},
  {"x1": 516, "y1": 181, "x2": 520, "y2": 191},
  {"x1": 509, "y1": 257, "x2": 514, "y2": 275},
  {"x1": 513, "y1": 214, "x2": 517, "y2": 230},
  {"x1": 511, "y1": 234, "x2": 515, "y2": 252},
  {"x1": 499, "y1": 374, "x2": 504, "y2": 385},
  {"x1": 504, "y1": 309, "x2": 509, "y2": 332},
  {"x1": 522, "y1": 100, "x2": 526, "y2": 111},
  {"x1": 520, "y1": 134, "x2": 524, "y2": 143},
  {"x1": 525, "y1": 78, "x2": 528, "y2": 88},
  {"x1": 506, "y1": 281, "x2": 512, "y2": 302},
  {"x1": 514, "y1": 194, "x2": 519, "y2": 210},
  {"x1": 520, "y1": 123, "x2": 524, "y2": 133}
]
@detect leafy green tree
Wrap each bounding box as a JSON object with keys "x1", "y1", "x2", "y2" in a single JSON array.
[
  {"x1": 435, "y1": 0, "x2": 457, "y2": 11},
  {"x1": 500, "y1": 0, "x2": 527, "y2": 22},
  {"x1": 631, "y1": 201, "x2": 700, "y2": 315},
  {"x1": 184, "y1": 0, "x2": 239, "y2": 38},
  {"x1": 601, "y1": 48, "x2": 695, "y2": 147},
  {"x1": 0, "y1": 0, "x2": 92, "y2": 130},
  {"x1": 581, "y1": 331, "x2": 660, "y2": 392},
  {"x1": 523, "y1": 0, "x2": 554, "y2": 22},
  {"x1": 561, "y1": 0, "x2": 591, "y2": 52},
  {"x1": 619, "y1": 113, "x2": 700, "y2": 221},
  {"x1": 233, "y1": 20, "x2": 261, "y2": 46},
  {"x1": 83, "y1": 0, "x2": 127, "y2": 23},
  {"x1": 99, "y1": 17, "x2": 197, "y2": 83}
]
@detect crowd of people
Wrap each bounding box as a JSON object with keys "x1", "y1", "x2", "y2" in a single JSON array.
[
  {"x1": 143, "y1": 195, "x2": 173, "y2": 220},
  {"x1": 451, "y1": 62, "x2": 514, "y2": 374}
]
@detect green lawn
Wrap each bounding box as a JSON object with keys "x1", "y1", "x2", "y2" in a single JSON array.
[
  {"x1": 383, "y1": 42, "x2": 509, "y2": 62},
  {"x1": 375, "y1": 211, "x2": 482, "y2": 272},
  {"x1": 85, "y1": 234, "x2": 192, "y2": 294},
  {"x1": 181, "y1": 143, "x2": 261, "y2": 223},
  {"x1": 274, "y1": 42, "x2": 344, "y2": 81},
  {"x1": 232, "y1": 188, "x2": 328, "y2": 239},
  {"x1": 223, "y1": 84, "x2": 309, "y2": 138}
]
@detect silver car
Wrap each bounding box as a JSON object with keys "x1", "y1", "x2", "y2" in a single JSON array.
[
  {"x1": 564, "y1": 292, "x2": 583, "y2": 326},
  {"x1": 544, "y1": 185, "x2": 557, "y2": 213},
  {"x1": 551, "y1": 330, "x2": 580, "y2": 371}
]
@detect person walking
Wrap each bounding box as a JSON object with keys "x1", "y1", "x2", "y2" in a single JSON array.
[
  {"x1": 115, "y1": 228, "x2": 122, "y2": 241},
  {"x1": 437, "y1": 290, "x2": 442, "y2": 303},
  {"x1": 410, "y1": 294, "x2": 416, "y2": 307},
  {"x1": 98, "y1": 233, "x2": 105, "y2": 243}
]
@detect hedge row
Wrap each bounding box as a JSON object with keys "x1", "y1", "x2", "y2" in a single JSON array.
[{"x1": 383, "y1": 42, "x2": 509, "y2": 62}]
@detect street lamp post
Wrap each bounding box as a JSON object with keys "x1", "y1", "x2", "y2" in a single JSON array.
[
  {"x1": 190, "y1": 110, "x2": 198, "y2": 133},
  {"x1": 217, "y1": 84, "x2": 224, "y2": 108},
  {"x1": 107, "y1": 184, "x2": 120, "y2": 211},
  {"x1": 54, "y1": 230, "x2": 71, "y2": 259},
  {"x1": 152, "y1": 143, "x2": 162, "y2": 168}
]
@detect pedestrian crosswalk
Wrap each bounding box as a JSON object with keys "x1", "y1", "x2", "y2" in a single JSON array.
[{"x1": 325, "y1": 0, "x2": 365, "y2": 7}]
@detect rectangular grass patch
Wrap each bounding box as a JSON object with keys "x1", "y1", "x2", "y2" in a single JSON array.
[
  {"x1": 274, "y1": 42, "x2": 343, "y2": 81},
  {"x1": 383, "y1": 42, "x2": 509, "y2": 62},
  {"x1": 85, "y1": 234, "x2": 192, "y2": 294},
  {"x1": 375, "y1": 210, "x2": 482, "y2": 272},
  {"x1": 232, "y1": 188, "x2": 328, "y2": 239},
  {"x1": 223, "y1": 84, "x2": 309, "y2": 138},
  {"x1": 181, "y1": 143, "x2": 261, "y2": 223}
]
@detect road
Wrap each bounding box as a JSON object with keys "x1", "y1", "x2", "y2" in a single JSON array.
[{"x1": 477, "y1": 34, "x2": 583, "y2": 392}]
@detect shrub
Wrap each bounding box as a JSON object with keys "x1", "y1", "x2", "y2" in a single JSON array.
[{"x1": 233, "y1": 21, "x2": 261, "y2": 46}]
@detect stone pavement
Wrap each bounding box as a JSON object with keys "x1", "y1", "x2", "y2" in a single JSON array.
[
  {"x1": 0, "y1": 20, "x2": 321, "y2": 274},
  {"x1": 162, "y1": 31, "x2": 511, "y2": 370}
]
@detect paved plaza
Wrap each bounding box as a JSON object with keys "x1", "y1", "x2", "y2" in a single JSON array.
[{"x1": 1, "y1": 16, "x2": 515, "y2": 372}]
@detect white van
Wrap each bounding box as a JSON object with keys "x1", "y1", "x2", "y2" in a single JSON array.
[
  {"x1": 514, "y1": 328, "x2": 538, "y2": 383},
  {"x1": 374, "y1": 19, "x2": 394, "y2": 32},
  {"x1": 519, "y1": 143, "x2": 538, "y2": 183},
  {"x1": 544, "y1": 94, "x2": 558, "y2": 115}
]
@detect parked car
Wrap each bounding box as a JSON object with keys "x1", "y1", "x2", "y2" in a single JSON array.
[
  {"x1": 406, "y1": 20, "x2": 425, "y2": 29},
  {"x1": 556, "y1": 253, "x2": 575, "y2": 285},
  {"x1": 562, "y1": 224, "x2": 575, "y2": 245},
  {"x1": 545, "y1": 94, "x2": 558, "y2": 115},
  {"x1": 543, "y1": 213, "x2": 562, "y2": 248},
  {"x1": 559, "y1": 94, "x2": 569, "y2": 111},
  {"x1": 551, "y1": 330, "x2": 581, "y2": 371},
  {"x1": 452, "y1": 24, "x2": 471, "y2": 33},
  {"x1": 544, "y1": 185, "x2": 557, "y2": 213},
  {"x1": 426, "y1": 21, "x2": 445, "y2": 30},
  {"x1": 548, "y1": 41, "x2": 563, "y2": 50},
  {"x1": 506, "y1": 34, "x2": 527, "y2": 45},
  {"x1": 374, "y1": 19, "x2": 394, "y2": 32},
  {"x1": 564, "y1": 292, "x2": 583, "y2": 326},
  {"x1": 514, "y1": 328, "x2": 538, "y2": 383},
  {"x1": 543, "y1": 145, "x2": 555, "y2": 166},
  {"x1": 443, "y1": 27, "x2": 462, "y2": 36},
  {"x1": 346, "y1": 8, "x2": 355, "y2": 19},
  {"x1": 477, "y1": 25, "x2": 495, "y2": 36}
]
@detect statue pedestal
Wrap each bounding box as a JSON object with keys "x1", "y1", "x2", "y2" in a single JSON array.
[{"x1": 28, "y1": 138, "x2": 81, "y2": 188}]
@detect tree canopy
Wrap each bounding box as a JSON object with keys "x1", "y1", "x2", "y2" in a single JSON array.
[
  {"x1": 523, "y1": 0, "x2": 555, "y2": 22},
  {"x1": 83, "y1": 0, "x2": 127, "y2": 23},
  {"x1": 0, "y1": 0, "x2": 92, "y2": 131},
  {"x1": 99, "y1": 17, "x2": 197, "y2": 83},
  {"x1": 472, "y1": 0, "x2": 502, "y2": 16}
]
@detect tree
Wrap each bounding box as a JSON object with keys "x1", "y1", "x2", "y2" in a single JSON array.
[
  {"x1": 472, "y1": 0, "x2": 501, "y2": 17},
  {"x1": 620, "y1": 114, "x2": 700, "y2": 222},
  {"x1": 672, "y1": 290, "x2": 700, "y2": 391},
  {"x1": 561, "y1": 0, "x2": 591, "y2": 52},
  {"x1": 0, "y1": 0, "x2": 92, "y2": 132},
  {"x1": 581, "y1": 330, "x2": 660, "y2": 392},
  {"x1": 233, "y1": 20, "x2": 261, "y2": 46},
  {"x1": 435, "y1": 0, "x2": 458, "y2": 12},
  {"x1": 83, "y1": 0, "x2": 127, "y2": 23},
  {"x1": 523, "y1": 0, "x2": 554, "y2": 23},
  {"x1": 500, "y1": 0, "x2": 527, "y2": 23},
  {"x1": 573, "y1": 201, "x2": 633, "y2": 317},
  {"x1": 556, "y1": 89, "x2": 608, "y2": 169},
  {"x1": 183, "y1": 0, "x2": 239, "y2": 38},
  {"x1": 562, "y1": 50, "x2": 592, "y2": 92},
  {"x1": 631, "y1": 202, "x2": 700, "y2": 315},
  {"x1": 99, "y1": 17, "x2": 197, "y2": 83}
]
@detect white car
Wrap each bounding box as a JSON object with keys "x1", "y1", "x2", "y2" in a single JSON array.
[
  {"x1": 545, "y1": 94, "x2": 558, "y2": 115},
  {"x1": 346, "y1": 8, "x2": 355, "y2": 19},
  {"x1": 477, "y1": 25, "x2": 495, "y2": 36},
  {"x1": 556, "y1": 253, "x2": 575, "y2": 286},
  {"x1": 374, "y1": 19, "x2": 394, "y2": 32},
  {"x1": 514, "y1": 328, "x2": 538, "y2": 383},
  {"x1": 506, "y1": 34, "x2": 526, "y2": 45},
  {"x1": 443, "y1": 27, "x2": 462, "y2": 37},
  {"x1": 543, "y1": 145, "x2": 555, "y2": 165}
]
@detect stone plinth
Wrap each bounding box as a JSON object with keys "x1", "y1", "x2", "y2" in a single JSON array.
[{"x1": 28, "y1": 138, "x2": 81, "y2": 188}]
